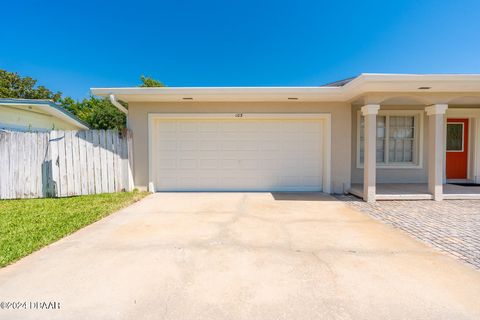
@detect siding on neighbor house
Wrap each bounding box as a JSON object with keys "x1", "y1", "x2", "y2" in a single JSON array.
[
  {"x1": 127, "y1": 101, "x2": 352, "y2": 194},
  {"x1": 0, "y1": 105, "x2": 80, "y2": 131}
]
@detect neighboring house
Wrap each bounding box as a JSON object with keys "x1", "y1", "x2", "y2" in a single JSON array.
[
  {"x1": 0, "y1": 98, "x2": 89, "y2": 131},
  {"x1": 91, "y1": 73, "x2": 480, "y2": 202}
]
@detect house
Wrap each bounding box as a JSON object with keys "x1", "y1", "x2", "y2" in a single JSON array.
[
  {"x1": 91, "y1": 73, "x2": 480, "y2": 202},
  {"x1": 0, "y1": 98, "x2": 89, "y2": 131}
]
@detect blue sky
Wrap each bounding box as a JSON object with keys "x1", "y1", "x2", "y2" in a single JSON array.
[{"x1": 1, "y1": 0, "x2": 480, "y2": 100}]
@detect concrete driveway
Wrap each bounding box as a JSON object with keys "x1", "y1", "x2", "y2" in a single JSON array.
[{"x1": 0, "y1": 193, "x2": 479, "y2": 320}]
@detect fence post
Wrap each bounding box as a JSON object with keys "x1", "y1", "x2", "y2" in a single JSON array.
[
  {"x1": 49, "y1": 131, "x2": 60, "y2": 197},
  {"x1": 126, "y1": 130, "x2": 134, "y2": 191}
]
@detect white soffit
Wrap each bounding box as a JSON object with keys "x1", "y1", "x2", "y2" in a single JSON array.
[{"x1": 91, "y1": 74, "x2": 480, "y2": 103}]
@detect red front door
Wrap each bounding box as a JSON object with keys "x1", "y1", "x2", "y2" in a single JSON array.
[{"x1": 446, "y1": 118, "x2": 468, "y2": 179}]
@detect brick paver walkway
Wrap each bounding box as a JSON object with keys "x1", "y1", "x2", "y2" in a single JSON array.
[{"x1": 336, "y1": 195, "x2": 480, "y2": 270}]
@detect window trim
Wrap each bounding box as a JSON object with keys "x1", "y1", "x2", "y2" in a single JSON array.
[{"x1": 356, "y1": 110, "x2": 424, "y2": 169}]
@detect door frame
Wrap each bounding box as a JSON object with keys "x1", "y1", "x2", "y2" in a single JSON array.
[
  {"x1": 444, "y1": 109, "x2": 480, "y2": 183},
  {"x1": 147, "y1": 113, "x2": 332, "y2": 193},
  {"x1": 446, "y1": 119, "x2": 468, "y2": 180}
]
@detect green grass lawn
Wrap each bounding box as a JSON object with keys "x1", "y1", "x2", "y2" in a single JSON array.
[{"x1": 0, "y1": 191, "x2": 148, "y2": 268}]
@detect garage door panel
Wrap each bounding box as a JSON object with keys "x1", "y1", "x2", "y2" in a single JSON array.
[
  {"x1": 221, "y1": 141, "x2": 237, "y2": 151},
  {"x1": 198, "y1": 132, "x2": 219, "y2": 140},
  {"x1": 152, "y1": 116, "x2": 325, "y2": 191},
  {"x1": 157, "y1": 140, "x2": 177, "y2": 151},
  {"x1": 157, "y1": 132, "x2": 178, "y2": 140},
  {"x1": 157, "y1": 122, "x2": 177, "y2": 132},
  {"x1": 260, "y1": 122, "x2": 283, "y2": 132},
  {"x1": 158, "y1": 158, "x2": 177, "y2": 169},
  {"x1": 236, "y1": 141, "x2": 259, "y2": 151},
  {"x1": 179, "y1": 141, "x2": 197, "y2": 150},
  {"x1": 177, "y1": 132, "x2": 198, "y2": 140},
  {"x1": 198, "y1": 140, "x2": 219, "y2": 151},
  {"x1": 179, "y1": 122, "x2": 198, "y2": 132},
  {"x1": 199, "y1": 159, "x2": 219, "y2": 169},
  {"x1": 221, "y1": 131, "x2": 258, "y2": 140},
  {"x1": 198, "y1": 122, "x2": 219, "y2": 132},
  {"x1": 179, "y1": 159, "x2": 197, "y2": 169},
  {"x1": 221, "y1": 159, "x2": 239, "y2": 169}
]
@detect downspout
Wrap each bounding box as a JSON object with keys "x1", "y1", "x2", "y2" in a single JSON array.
[
  {"x1": 109, "y1": 94, "x2": 128, "y2": 114},
  {"x1": 109, "y1": 94, "x2": 129, "y2": 128}
]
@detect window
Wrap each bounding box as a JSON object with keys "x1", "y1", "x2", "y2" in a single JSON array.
[
  {"x1": 358, "y1": 111, "x2": 423, "y2": 168},
  {"x1": 446, "y1": 123, "x2": 464, "y2": 151},
  {"x1": 388, "y1": 116, "x2": 415, "y2": 162}
]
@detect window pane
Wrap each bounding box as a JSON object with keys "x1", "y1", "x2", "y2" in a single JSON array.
[
  {"x1": 405, "y1": 128, "x2": 414, "y2": 138},
  {"x1": 377, "y1": 127, "x2": 385, "y2": 138},
  {"x1": 396, "y1": 116, "x2": 405, "y2": 126},
  {"x1": 377, "y1": 116, "x2": 386, "y2": 127},
  {"x1": 389, "y1": 116, "x2": 397, "y2": 126},
  {"x1": 388, "y1": 116, "x2": 415, "y2": 163},
  {"x1": 389, "y1": 142, "x2": 395, "y2": 162},
  {"x1": 395, "y1": 140, "x2": 404, "y2": 161},
  {"x1": 405, "y1": 116, "x2": 414, "y2": 127},
  {"x1": 391, "y1": 128, "x2": 402, "y2": 138},
  {"x1": 404, "y1": 140, "x2": 413, "y2": 161},
  {"x1": 359, "y1": 116, "x2": 386, "y2": 164},
  {"x1": 376, "y1": 138, "x2": 385, "y2": 162},
  {"x1": 446, "y1": 123, "x2": 463, "y2": 151}
]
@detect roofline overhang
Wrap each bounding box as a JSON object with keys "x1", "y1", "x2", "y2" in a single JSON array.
[
  {"x1": 91, "y1": 73, "x2": 480, "y2": 103},
  {"x1": 0, "y1": 98, "x2": 90, "y2": 130}
]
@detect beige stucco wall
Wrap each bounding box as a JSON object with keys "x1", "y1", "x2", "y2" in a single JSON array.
[
  {"x1": 0, "y1": 105, "x2": 79, "y2": 131},
  {"x1": 351, "y1": 105, "x2": 430, "y2": 184},
  {"x1": 128, "y1": 101, "x2": 352, "y2": 193}
]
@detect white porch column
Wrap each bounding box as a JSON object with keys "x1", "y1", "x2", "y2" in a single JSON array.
[
  {"x1": 425, "y1": 104, "x2": 448, "y2": 201},
  {"x1": 361, "y1": 104, "x2": 380, "y2": 202}
]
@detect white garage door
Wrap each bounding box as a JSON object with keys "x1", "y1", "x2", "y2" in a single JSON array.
[{"x1": 150, "y1": 114, "x2": 327, "y2": 192}]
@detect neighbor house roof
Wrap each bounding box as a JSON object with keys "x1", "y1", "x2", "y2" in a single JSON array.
[
  {"x1": 321, "y1": 76, "x2": 357, "y2": 87},
  {"x1": 91, "y1": 73, "x2": 480, "y2": 103},
  {"x1": 0, "y1": 98, "x2": 89, "y2": 130}
]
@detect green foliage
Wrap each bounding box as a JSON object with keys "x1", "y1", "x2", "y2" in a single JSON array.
[
  {"x1": 0, "y1": 191, "x2": 148, "y2": 267},
  {"x1": 0, "y1": 69, "x2": 62, "y2": 101},
  {"x1": 140, "y1": 75, "x2": 165, "y2": 87},
  {"x1": 62, "y1": 96, "x2": 127, "y2": 130},
  {"x1": 0, "y1": 70, "x2": 165, "y2": 130}
]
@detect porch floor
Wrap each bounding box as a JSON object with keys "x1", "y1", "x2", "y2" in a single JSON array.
[{"x1": 349, "y1": 183, "x2": 480, "y2": 200}]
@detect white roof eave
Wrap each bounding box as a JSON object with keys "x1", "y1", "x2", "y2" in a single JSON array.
[{"x1": 91, "y1": 74, "x2": 480, "y2": 103}]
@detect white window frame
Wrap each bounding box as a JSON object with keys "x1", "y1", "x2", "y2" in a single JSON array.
[
  {"x1": 446, "y1": 122, "x2": 465, "y2": 152},
  {"x1": 356, "y1": 110, "x2": 424, "y2": 169}
]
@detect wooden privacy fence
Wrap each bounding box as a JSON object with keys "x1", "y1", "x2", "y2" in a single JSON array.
[{"x1": 0, "y1": 130, "x2": 134, "y2": 199}]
